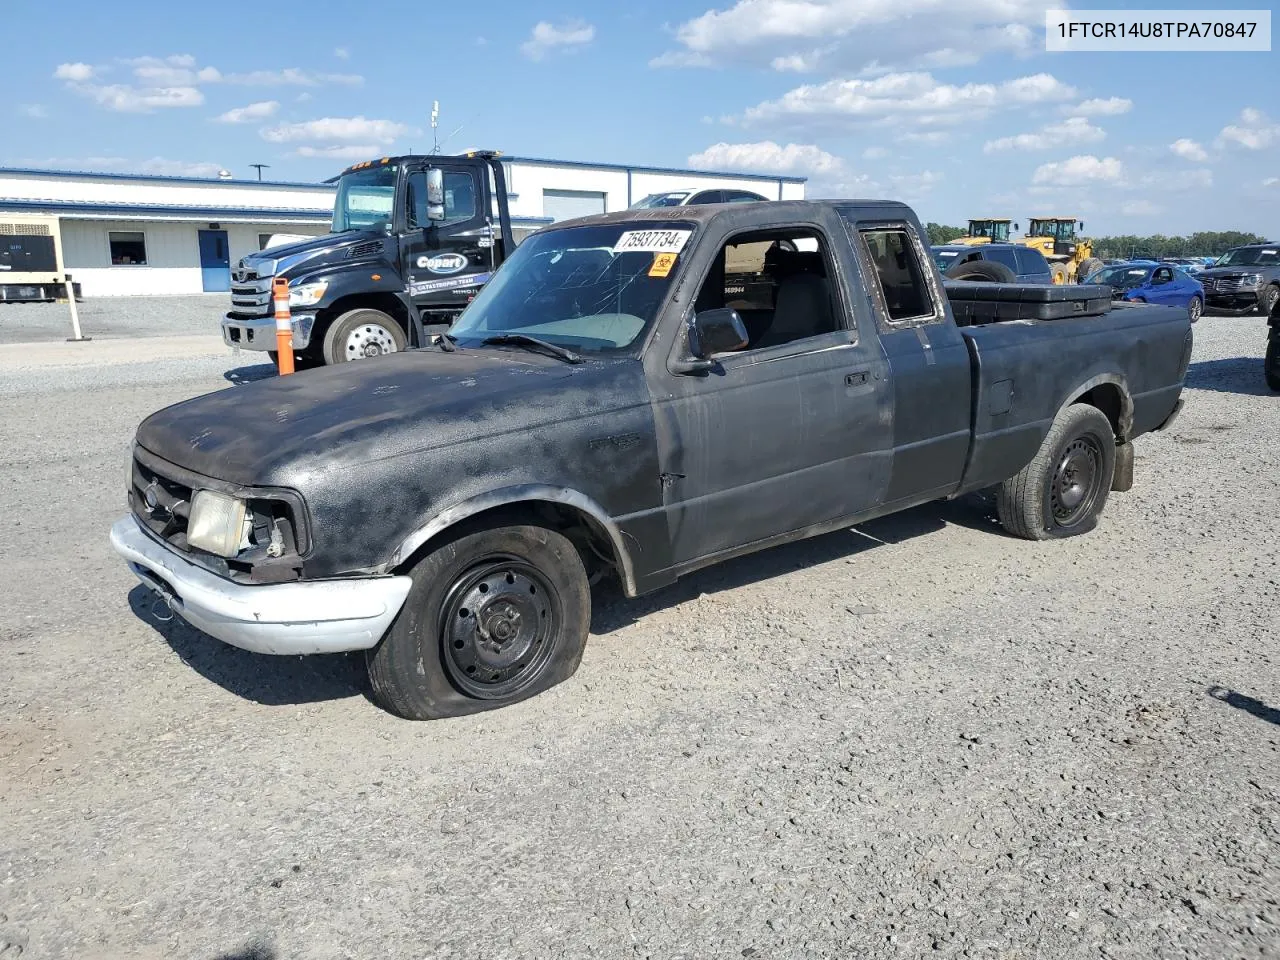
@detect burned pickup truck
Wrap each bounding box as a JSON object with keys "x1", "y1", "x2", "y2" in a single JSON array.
[{"x1": 112, "y1": 200, "x2": 1192, "y2": 720}]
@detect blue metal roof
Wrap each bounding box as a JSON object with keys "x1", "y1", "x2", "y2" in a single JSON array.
[{"x1": 0, "y1": 166, "x2": 333, "y2": 190}]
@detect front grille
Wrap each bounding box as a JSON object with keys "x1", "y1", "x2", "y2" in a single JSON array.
[
  {"x1": 1202, "y1": 276, "x2": 1255, "y2": 293},
  {"x1": 131, "y1": 454, "x2": 194, "y2": 549},
  {"x1": 229, "y1": 276, "x2": 273, "y2": 318}
]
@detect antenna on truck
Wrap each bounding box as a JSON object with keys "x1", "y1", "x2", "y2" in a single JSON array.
[{"x1": 431, "y1": 101, "x2": 440, "y2": 154}]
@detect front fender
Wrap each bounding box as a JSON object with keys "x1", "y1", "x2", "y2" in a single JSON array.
[{"x1": 383, "y1": 484, "x2": 639, "y2": 597}]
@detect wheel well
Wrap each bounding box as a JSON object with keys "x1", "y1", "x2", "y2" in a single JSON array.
[
  {"x1": 1073, "y1": 382, "x2": 1128, "y2": 440},
  {"x1": 394, "y1": 500, "x2": 624, "y2": 586},
  {"x1": 316, "y1": 293, "x2": 410, "y2": 340}
]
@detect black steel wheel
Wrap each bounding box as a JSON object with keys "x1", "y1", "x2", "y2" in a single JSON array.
[
  {"x1": 440, "y1": 556, "x2": 560, "y2": 699},
  {"x1": 997, "y1": 403, "x2": 1116, "y2": 540},
  {"x1": 366, "y1": 523, "x2": 590, "y2": 720}
]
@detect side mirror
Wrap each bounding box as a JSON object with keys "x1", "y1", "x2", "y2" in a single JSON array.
[
  {"x1": 425, "y1": 168, "x2": 446, "y2": 222},
  {"x1": 673, "y1": 308, "x2": 749, "y2": 373},
  {"x1": 1013, "y1": 222, "x2": 1020, "y2": 232}
]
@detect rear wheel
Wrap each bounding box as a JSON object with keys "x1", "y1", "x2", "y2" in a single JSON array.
[
  {"x1": 997, "y1": 404, "x2": 1116, "y2": 540},
  {"x1": 1077, "y1": 258, "x2": 1103, "y2": 283},
  {"x1": 1187, "y1": 295, "x2": 1203, "y2": 324},
  {"x1": 1049, "y1": 262, "x2": 1069, "y2": 285},
  {"x1": 366, "y1": 524, "x2": 591, "y2": 720},
  {"x1": 322, "y1": 308, "x2": 406, "y2": 364},
  {"x1": 1265, "y1": 337, "x2": 1280, "y2": 392}
]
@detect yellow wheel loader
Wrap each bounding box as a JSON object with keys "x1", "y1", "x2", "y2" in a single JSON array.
[{"x1": 1024, "y1": 218, "x2": 1101, "y2": 284}]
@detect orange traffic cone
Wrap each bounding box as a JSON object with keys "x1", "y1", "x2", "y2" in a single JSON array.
[{"x1": 272, "y1": 277, "x2": 295, "y2": 375}]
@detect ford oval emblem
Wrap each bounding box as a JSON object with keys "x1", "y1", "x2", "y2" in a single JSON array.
[{"x1": 420, "y1": 253, "x2": 469, "y2": 275}]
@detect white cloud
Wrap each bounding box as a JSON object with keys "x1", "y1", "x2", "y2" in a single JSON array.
[
  {"x1": 125, "y1": 55, "x2": 221, "y2": 86},
  {"x1": 261, "y1": 116, "x2": 409, "y2": 144},
  {"x1": 688, "y1": 140, "x2": 845, "y2": 176},
  {"x1": 136, "y1": 157, "x2": 227, "y2": 177},
  {"x1": 296, "y1": 145, "x2": 383, "y2": 159},
  {"x1": 888, "y1": 169, "x2": 942, "y2": 199},
  {"x1": 896, "y1": 130, "x2": 950, "y2": 144},
  {"x1": 736, "y1": 71, "x2": 1076, "y2": 133},
  {"x1": 1216, "y1": 107, "x2": 1279, "y2": 150},
  {"x1": 215, "y1": 100, "x2": 280, "y2": 123},
  {"x1": 1264, "y1": 177, "x2": 1279, "y2": 187},
  {"x1": 334, "y1": 46, "x2": 350, "y2": 60},
  {"x1": 1121, "y1": 200, "x2": 1161, "y2": 216},
  {"x1": 652, "y1": 0, "x2": 1054, "y2": 74},
  {"x1": 1032, "y1": 155, "x2": 1123, "y2": 186},
  {"x1": 984, "y1": 116, "x2": 1104, "y2": 153},
  {"x1": 224, "y1": 68, "x2": 363, "y2": 86},
  {"x1": 862, "y1": 146, "x2": 889, "y2": 160},
  {"x1": 53, "y1": 62, "x2": 94, "y2": 82},
  {"x1": 1067, "y1": 97, "x2": 1132, "y2": 116},
  {"x1": 73, "y1": 84, "x2": 204, "y2": 112},
  {"x1": 522, "y1": 20, "x2": 595, "y2": 60},
  {"x1": 19, "y1": 104, "x2": 48, "y2": 119},
  {"x1": 1168, "y1": 138, "x2": 1209, "y2": 162}
]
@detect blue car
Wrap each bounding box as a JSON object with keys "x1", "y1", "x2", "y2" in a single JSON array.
[{"x1": 1083, "y1": 261, "x2": 1204, "y2": 322}]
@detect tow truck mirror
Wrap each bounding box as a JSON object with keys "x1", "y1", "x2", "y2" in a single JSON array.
[{"x1": 425, "y1": 168, "x2": 446, "y2": 222}]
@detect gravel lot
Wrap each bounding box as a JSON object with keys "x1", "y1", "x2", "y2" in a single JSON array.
[
  {"x1": 0, "y1": 295, "x2": 228, "y2": 345},
  {"x1": 1, "y1": 314, "x2": 1278, "y2": 960}
]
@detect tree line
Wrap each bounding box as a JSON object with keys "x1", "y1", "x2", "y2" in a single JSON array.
[{"x1": 924, "y1": 223, "x2": 1269, "y2": 259}]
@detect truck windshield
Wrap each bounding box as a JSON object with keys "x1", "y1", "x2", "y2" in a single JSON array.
[
  {"x1": 1215, "y1": 246, "x2": 1279, "y2": 267},
  {"x1": 449, "y1": 222, "x2": 695, "y2": 354},
  {"x1": 332, "y1": 165, "x2": 398, "y2": 232}
]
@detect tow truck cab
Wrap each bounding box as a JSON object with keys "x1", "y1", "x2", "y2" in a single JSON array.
[{"x1": 221, "y1": 151, "x2": 515, "y2": 365}]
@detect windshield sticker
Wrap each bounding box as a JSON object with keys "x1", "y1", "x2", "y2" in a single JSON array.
[
  {"x1": 649, "y1": 252, "x2": 678, "y2": 278},
  {"x1": 1127, "y1": 270, "x2": 1146, "y2": 275},
  {"x1": 1264, "y1": 250, "x2": 1277, "y2": 256},
  {"x1": 409, "y1": 272, "x2": 492, "y2": 296},
  {"x1": 612, "y1": 229, "x2": 692, "y2": 254},
  {"x1": 939, "y1": 251, "x2": 958, "y2": 258}
]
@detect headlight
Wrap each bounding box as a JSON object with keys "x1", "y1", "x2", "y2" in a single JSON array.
[
  {"x1": 188, "y1": 490, "x2": 249, "y2": 557},
  {"x1": 289, "y1": 280, "x2": 328, "y2": 307},
  {"x1": 1242, "y1": 274, "x2": 1263, "y2": 288}
]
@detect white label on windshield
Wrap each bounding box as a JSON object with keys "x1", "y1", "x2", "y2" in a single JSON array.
[
  {"x1": 939, "y1": 251, "x2": 958, "y2": 258},
  {"x1": 1128, "y1": 269, "x2": 1146, "y2": 275},
  {"x1": 1264, "y1": 250, "x2": 1277, "y2": 255},
  {"x1": 612, "y1": 229, "x2": 692, "y2": 254}
]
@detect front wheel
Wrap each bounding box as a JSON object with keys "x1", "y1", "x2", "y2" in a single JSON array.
[
  {"x1": 997, "y1": 404, "x2": 1117, "y2": 540},
  {"x1": 1266, "y1": 337, "x2": 1280, "y2": 392},
  {"x1": 1049, "y1": 262, "x2": 1069, "y2": 285},
  {"x1": 366, "y1": 524, "x2": 591, "y2": 720},
  {"x1": 322, "y1": 308, "x2": 406, "y2": 364},
  {"x1": 1260, "y1": 285, "x2": 1280, "y2": 319},
  {"x1": 1188, "y1": 295, "x2": 1203, "y2": 324}
]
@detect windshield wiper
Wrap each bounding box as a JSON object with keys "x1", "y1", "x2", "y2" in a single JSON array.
[{"x1": 480, "y1": 334, "x2": 583, "y2": 364}]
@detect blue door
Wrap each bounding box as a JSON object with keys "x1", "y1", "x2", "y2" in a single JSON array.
[{"x1": 198, "y1": 230, "x2": 230, "y2": 292}]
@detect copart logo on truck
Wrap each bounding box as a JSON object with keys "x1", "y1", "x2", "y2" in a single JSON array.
[{"x1": 418, "y1": 253, "x2": 469, "y2": 275}]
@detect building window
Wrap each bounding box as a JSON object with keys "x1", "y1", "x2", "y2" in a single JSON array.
[
  {"x1": 259, "y1": 233, "x2": 274, "y2": 250},
  {"x1": 109, "y1": 231, "x2": 147, "y2": 266}
]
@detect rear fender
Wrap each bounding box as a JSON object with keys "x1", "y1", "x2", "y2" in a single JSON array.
[{"x1": 1062, "y1": 374, "x2": 1133, "y2": 441}]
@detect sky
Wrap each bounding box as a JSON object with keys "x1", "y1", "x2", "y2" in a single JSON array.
[{"x1": 4, "y1": 0, "x2": 1277, "y2": 235}]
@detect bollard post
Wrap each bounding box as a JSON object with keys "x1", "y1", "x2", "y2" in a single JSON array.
[
  {"x1": 64, "y1": 274, "x2": 90, "y2": 342},
  {"x1": 272, "y1": 277, "x2": 294, "y2": 375}
]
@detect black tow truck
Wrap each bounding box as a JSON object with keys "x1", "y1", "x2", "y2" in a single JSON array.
[
  {"x1": 221, "y1": 151, "x2": 517, "y2": 366},
  {"x1": 120, "y1": 199, "x2": 1192, "y2": 720}
]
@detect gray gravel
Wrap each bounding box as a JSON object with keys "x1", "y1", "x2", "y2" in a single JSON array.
[
  {"x1": 0, "y1": 294, "x2": 228, "y2": 344},
  {"x1": 1, "y1": 314, "x2": 1278, "y2": 959}
]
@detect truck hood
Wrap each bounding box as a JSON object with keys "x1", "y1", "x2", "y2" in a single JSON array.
[
  {"x1": 238, "y1": 229, "x2": 383, "y2": 277},
  {"x1": 1199, "y1": 266, "x2": 1265, "y2": 280},
  {"x1": 135, "y1": 348, "x2": 588, "y2": 487}
]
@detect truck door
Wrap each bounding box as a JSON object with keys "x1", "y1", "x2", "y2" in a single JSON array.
[
  {"x1": 400, "y1": 162, "x2": 495, "y2": 327},
  {"x1": 653, "y1": 217, "x2": 893, "y2": 568},
  {"x1": 840, "y1": 215, "x2": 972, "y2": 509}
]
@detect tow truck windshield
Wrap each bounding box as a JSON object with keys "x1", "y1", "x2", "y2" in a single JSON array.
[{"x1": 332, "y1": 165, "x2": 398, "y2": 232}]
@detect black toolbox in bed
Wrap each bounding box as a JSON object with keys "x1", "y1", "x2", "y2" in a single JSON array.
[{"x1": 943, "y1": 281, "x2": 1113, "y2": 325}]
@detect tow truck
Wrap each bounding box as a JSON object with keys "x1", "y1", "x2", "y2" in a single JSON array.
[{"x1": 221, "y1": 151, "x2": 516, "y2": 366}]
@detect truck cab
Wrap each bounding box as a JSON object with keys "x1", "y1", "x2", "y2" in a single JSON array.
[{"x1": 221, "y1": 151, "x2": 515, "y2": 365}]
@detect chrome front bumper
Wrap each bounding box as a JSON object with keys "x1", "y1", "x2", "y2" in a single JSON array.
[
  {"x1": 221, "y1": 313, "x2": 316, "y2": 352},
  {"x1": 111, "y1": 515, "x2": 412, "y2": 655}
]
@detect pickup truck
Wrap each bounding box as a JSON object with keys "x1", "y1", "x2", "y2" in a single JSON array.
[{"x1": 111, "y1": 200, "x2": 1192, "y2": 720}]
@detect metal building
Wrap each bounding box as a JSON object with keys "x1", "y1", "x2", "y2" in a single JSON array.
[{"x1": 0, "y1": 158, "x2": 804, "y2": 298}]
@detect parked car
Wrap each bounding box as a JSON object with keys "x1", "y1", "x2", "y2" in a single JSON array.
[
  {"x1": 113, "y1": 199, "x2": 1191, "y2": 720},
  {"x1": 629, "y1": 188, "x2": 768, "y2": 208},
  {"x1": 1197, "y1": 242, "x2": 1280, "y2": 315},
  {"x1": 932, "y1": 242, "x2": 1054, "y2": 283},
  {"x1": 1083, "y1": 261, "x2": 1204, "y2": 322}
]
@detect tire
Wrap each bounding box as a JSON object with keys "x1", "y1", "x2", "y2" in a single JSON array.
[
  {"x1": 1078, "y1": 258, "x2": 1103, "y2": 284},
  {"x1": 322, "y1": 308, "x2": 406, "y2": 365},
  {"x1": 1265, "y1": 337, "x2": 1280, "y2": 393},
  {"x1": 1187, "y1": 295, "x2": 1203, "y2": 324},
  {"x1": 1260, "y1": 284, "x2": 1280, "y2": 319},
  {"x1": 1049, "y1": 262, "x2": 1069, "y2": 285},
  {"x1": 366, "y1": 524, "x2": 591, "y2": 720},
  {"x1": 945, "y1": 259, "x2": 1016, "y2": 283},
  {"x1": 996, "y1": 403, "x2": 1116, "y2": 541}
]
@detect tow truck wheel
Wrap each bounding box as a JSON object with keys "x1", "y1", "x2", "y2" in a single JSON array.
[
  {"x1": 1265, "y1": 337, "x2": 1280, "y2": 392},
  {"x1": 996, "y1": 403, "x2": 1116, "y2": 541},
  {"x1": 322, "y1": 308, "x2": 406, "y2": 364},
  {"x1": 366, "y1": 523, "x2": 591, "y2": 720}
]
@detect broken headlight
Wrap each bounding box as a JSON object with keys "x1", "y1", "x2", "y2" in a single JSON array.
[{"x1": 187, "y1": 489, "x2": 249, "y2": 558}]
